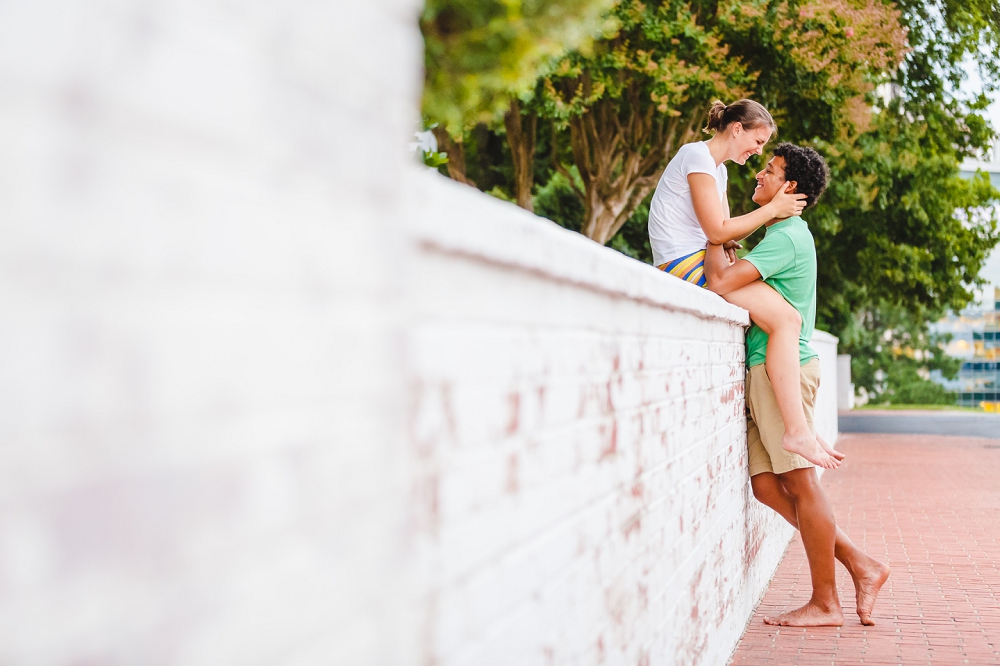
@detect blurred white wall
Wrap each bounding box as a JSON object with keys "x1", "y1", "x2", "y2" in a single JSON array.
[{"x1": 0, "y1": 0, "x2": 422, "y2": 664}]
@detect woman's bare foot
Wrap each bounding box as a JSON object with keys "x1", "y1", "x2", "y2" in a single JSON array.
[
  {"x1": 782, "y1": 431, "x2": 841, "y2": 469},
  {"x1": 817, "y1": 434, "x2": 846, "y2": 461},
  {"x1": 851, "y1": 558, "x2": 890, "y2": 626},
  {"x1": 763, "y1": 601, "x2": 844, "y2": 627}
]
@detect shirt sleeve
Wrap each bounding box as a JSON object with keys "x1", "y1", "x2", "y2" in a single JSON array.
[
  {"x1": 681, "y1": 145, "x2": 718, "y2": 178},
  {"x1": 744, "y1": 231, "x2": 795, "y2": 280}
]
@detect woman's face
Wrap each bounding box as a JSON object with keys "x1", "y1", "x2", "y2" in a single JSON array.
[{"x1": 731, "y1": 124, "x2": 772, "y2": 165}]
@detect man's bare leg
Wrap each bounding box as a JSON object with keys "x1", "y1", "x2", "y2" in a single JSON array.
[
  {"x1": 762, "y1": 467, "x2": 843, "y2": 626},
  {"x1": 752, "y1": 472, "x2": 889, "y2": 625},
  {"x1": 721, "y1": 282, "x2": 839, "y2": 469}
]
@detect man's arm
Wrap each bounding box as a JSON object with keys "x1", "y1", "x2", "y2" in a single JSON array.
[{"x1": 704, "y1": 242, "x2": 763, "y2": 295}]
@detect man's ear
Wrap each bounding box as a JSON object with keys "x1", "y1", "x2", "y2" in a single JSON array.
[{"x1": 784, "y1": 180, "x2": 798, "y2": 194}]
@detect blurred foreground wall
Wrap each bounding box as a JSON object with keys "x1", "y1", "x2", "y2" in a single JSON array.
[
  {"x1": 0, "y1": 0, "x2": 420, "y2": 663},
  {"x1": 0, "y1": 0, "x2": 839, "y2": 664}
]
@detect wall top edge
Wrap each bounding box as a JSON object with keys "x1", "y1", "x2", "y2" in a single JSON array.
[
  {"x1": 405, "y1": 169, "x2": 750, "y2": 327},
  {"x1": 812, "y1": 330, "x2": 840, "y2": 344}
]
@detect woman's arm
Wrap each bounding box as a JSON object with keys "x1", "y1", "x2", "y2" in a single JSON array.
[
  {"x1": 704, "y1": 243, "x2": 763, "y2": 295},
  {"x1": 689, "y1": 173, "x2": 806, "y2": 244}
]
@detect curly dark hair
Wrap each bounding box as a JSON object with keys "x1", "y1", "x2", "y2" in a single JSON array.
[{"x1": 772, "y1": 143, "x2": 829, "y2": 208}]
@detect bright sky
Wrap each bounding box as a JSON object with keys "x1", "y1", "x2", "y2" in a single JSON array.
[
  {"x1": 959, "y1": 59, "x2": 1000, "y2": 307},
  {"x1": 961, "y1": 55, "x2": 1000, "y2": 155}
]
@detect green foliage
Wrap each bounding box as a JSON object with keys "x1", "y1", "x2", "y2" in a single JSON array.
[
  {"x1": 608, "y1": 197, "x2": 655, "y2": 264},
  {"x1": 534, "y1": 169, "x2": 585, "y2": 232},
  {"x1": 533, "y1": 0, "x2": 757, "y2": 242},
  {"x1": 422, "y1": 150, "x2": 450, "y2": 168},
  {"x1": 536, "y1": 0, "x2": 752, "y2": 124},
  {"x1": 879, "y1": 365, "x2": 958, "y2": 405},
  {"x1": 838, "y1": 302, "x2": 961, "y2": 403},
  {"x1": 717, "y1": 0, "x2": 909, "y2": 143},
  {"x1": 808, "y1": 110, "x2": 1000, "y2": 336},
  {"x1": 421, "y1": 0, "x2": 618, "y2": 134},
  {"x1": 895, "y1": 0, "x2": 1000, "y2": 104}
]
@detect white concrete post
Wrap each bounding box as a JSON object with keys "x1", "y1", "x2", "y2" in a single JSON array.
[
  {"x1": 811, "y1": 331, "x2": 841, "y2": 445},
  {"x1": 838, "y1": 354, "x2": 855, "y2": 410}
]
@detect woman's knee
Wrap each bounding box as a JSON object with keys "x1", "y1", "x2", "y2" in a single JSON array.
[
  {"x1": 778, "y1": 307, "x2": 802, "y2": 330},
  {"x1": 750, "y1": 300, "x2": 800, "y2": 334}
]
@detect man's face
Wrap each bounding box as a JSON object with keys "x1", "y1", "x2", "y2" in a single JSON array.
[
  {"x1": 733, "y1": 125, "x2": 772, "y2": 165},
  {"x1": 752, "y1": 155, "x2": 792, "y2": 205}
]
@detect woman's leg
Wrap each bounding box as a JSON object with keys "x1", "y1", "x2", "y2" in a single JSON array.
[{"x1": 722, "y1": 281, "x2": 839, "y2": 469}]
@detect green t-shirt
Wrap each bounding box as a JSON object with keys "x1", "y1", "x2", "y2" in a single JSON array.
[{"x1": 743, "y1": 216, "x2": 818, "y2": 368}]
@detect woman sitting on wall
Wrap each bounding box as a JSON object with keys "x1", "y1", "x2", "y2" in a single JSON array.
[{"x1": 647, "y1": 100, "x2": 841, "y2": 469}]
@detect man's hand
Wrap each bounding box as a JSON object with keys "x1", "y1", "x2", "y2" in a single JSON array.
[{"x1": 723, "y1": 240, "x2": 742, "y2": 264}]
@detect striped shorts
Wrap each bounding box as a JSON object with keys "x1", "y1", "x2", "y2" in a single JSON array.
[{"x1": 658, "y1": 249, "x2": 706, "y2": 287}]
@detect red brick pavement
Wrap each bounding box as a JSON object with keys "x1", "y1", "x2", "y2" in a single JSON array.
[{"x1": 730, "y1": 433, "x2": 1000, "y2": 665}]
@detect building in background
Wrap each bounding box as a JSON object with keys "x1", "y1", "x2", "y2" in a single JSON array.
[
  {"x1": 932, "y1": 288, "x2": 1000, "y2": 407},
  {"x1": 929, "y1": 151, "x2": 1000, "y2": 408}
]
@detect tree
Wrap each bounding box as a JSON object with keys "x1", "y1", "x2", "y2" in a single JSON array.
[
  {"x1": 717, "y1": 0, "x2": 909, "y2": 145},
  {"x1": 838, "y1": 301, "x2": 960, "y2": 404},
  {"x1": 421, "y1": 0, "x2": 617, "y2": 188},
  {"x1": 532, "y1": 0, "x2": 752, "y2": 243},
  {"x1": 810, "y1": 107, "x2": 1000, "y2": 337},
  {"x1": 527, "y1": 0, "x2": 908, "y2": 244}
]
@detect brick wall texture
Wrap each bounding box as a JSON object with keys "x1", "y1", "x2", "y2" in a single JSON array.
[{"x1": 407, "y1": 176, "x2": 796, "y2": 666}]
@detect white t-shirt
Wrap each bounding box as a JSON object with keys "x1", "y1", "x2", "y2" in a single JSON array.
[{"x1": 648, "y1": 141, "x2": 728, "y2": 267}]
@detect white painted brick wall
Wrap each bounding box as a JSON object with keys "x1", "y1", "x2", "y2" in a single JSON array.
[{"x1": 405, "y1": 173, "x2": 800, "y2": 666}]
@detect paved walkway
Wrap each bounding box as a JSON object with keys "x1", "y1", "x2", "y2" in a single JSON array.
[{"x1": 730, "y1": 433, "x2": 1000, "y2": 665}]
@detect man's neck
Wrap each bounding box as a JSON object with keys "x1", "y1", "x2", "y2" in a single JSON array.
[{"x1": 765, "y1": 214, "x2": 791, "y2": 227}]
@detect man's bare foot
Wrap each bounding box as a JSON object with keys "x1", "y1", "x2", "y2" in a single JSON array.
[
  {"x1": 851, "y1": 558, "x2": 890, "y2": 626},
  {"x1": 817, "y1": 434, "x2": 846, "y2": 461},
  {"x1": 763, "y1": 601, "x2": 844, "y2": 627},
  {"x1": 782, "y1": 431, "x2": 841, "y2": 469}
]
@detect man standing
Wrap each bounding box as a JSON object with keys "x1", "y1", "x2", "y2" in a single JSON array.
[{"x1": 704, "y1": 144, "x2": 889, "y2": 626}]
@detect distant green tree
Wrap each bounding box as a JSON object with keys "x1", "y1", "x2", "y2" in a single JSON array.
[
  {"x1": 809, "y1": 108, "x2": 1000, "y2": 337},
  {"x1": 532, "y1": 0, "x2": 754, "y2": 244},
  {"x1": 839, "y1": 302, "x2": 960, "y2": 404},
  {"x1": 440, "y1": 0, "x2": 907, "y2": 244}
]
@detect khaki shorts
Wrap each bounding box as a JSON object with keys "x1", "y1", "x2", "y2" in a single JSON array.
[{"x1": 747, "y1": 358, "x2": 821, "y2": 477}]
